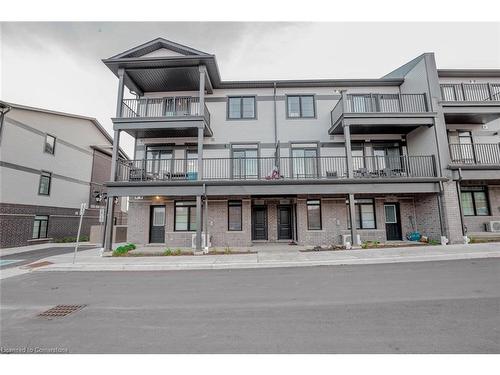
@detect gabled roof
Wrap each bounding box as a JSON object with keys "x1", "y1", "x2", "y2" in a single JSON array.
[
  {"x1": 108, "y1": 37, "x2": 210, "y2": 59},
  {"x1": 0, "y1": 101, "x2": 129, "y2": 160}
]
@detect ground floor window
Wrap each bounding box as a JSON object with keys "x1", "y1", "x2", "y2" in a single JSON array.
[
  {"x1": 307, "y1": 200, "x2": 322, "y2": 230},
  {"x1": 347, "y1": 198, "x2": 376, "y2": 229},
  {"x1": 32, "y1": 215, "x2": 49, "y2": 239},
  {"x1": 228, "y1": 200, "x2": 242, "y2": 231},
  {"x1": 175, "y1": 201, "x2": 197, "y2": 231},
  {"x1": 461, "y1": 186, "x2": 490, "y2": 216}
]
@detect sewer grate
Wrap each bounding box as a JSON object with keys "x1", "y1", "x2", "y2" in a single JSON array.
[{"x1": 38, "y1": 304, "x2": 87, "y2": 318}]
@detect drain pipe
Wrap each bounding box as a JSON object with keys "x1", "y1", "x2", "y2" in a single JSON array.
[
  {"x1": 456, "y1": 168, "x2": 467, "y2": 239},
  {"x1": 203, "y1": 183, "x2": 208, "y2": 253},
  {"x1": 273, "y1": 82, "x2": 278, "y2": 155}
]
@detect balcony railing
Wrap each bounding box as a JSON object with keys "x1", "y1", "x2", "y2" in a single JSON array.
[
  {"x1": 115, "y1": 155, "x2": 437, "y2": 182},
  {"x1": 120, "y1": 96, "x2": 211, "y2": 125},
  {"x1": 440, "y1": 83, "x2": 500, "y2": 102},
  {"x1": 331, "y1": 93, "x2": 429, "y2": 125},
  {"x1": 449, "y1": 143, "x2": 500, "y2": 165}
]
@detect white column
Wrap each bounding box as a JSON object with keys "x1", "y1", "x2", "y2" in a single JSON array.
[
  {"x1": 348, "y1": 193, "x2": 359, "y2": 247},
  {"x1": 195, "y1": 195, "x2": 202, "y2": 252}
]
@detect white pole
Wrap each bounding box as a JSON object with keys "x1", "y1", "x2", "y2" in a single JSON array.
[{"x1": 73, "y1": 203, "x2": 86, "y2": 264}]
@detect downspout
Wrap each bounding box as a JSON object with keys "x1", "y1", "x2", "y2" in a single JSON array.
[
  {"x1": 273, "y1": 82, "x2": 278, "y2": 157},
  {"x1": 203, "y1": 183, "x2": 208, "y2": 253},
  {"x1": 456, "y1": 168, "x2": 466, "y2": 237}
]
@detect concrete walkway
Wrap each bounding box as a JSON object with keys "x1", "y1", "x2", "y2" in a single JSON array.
[
  {"x1": 1, "y1": 242, "x2": 499, "y2": 279},
  {"x1": 0, "y1": 242, "x2": 99, "y2": 256}
]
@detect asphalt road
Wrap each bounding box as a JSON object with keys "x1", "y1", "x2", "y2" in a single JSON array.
[
  {"x1": 0, "y1": 245, "x2": 95, "y2": 269},
  {"x1": 1, "y1": 259, "x2": 499, "y2": 353}
]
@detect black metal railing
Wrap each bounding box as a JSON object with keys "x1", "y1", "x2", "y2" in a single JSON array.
[
  {"x1": 331, "y1": 93, "x2": 428, "y2": 125},
  {"x1": 120, "y1": 96, "x2": 211, "y2": 125},
  {"x1": 449, "y1": 143, "x2": 500, "y2": 165},
  {"x1": 440, "y1": 83, "x2": 500, "y2": 102},
  {"x1": 115, "y1": 155, "x2": 436, "y2": 182}
]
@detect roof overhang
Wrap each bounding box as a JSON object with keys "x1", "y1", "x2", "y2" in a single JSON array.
[
  {"x1": 438, "y1": 69, "x2": 500, "y2": 78},
  {"x1": 441, "y1": 101, "x2": 500, "y2": 124},
  {"x1": 329, "y1": 113, "x2": 436, "y2": 135}
]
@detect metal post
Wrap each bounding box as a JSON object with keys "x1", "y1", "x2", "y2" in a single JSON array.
[
  {"x1": 348, "y1": 194, "x2": 359, "y2": 247},
  {"x1": 203, "y1": 191, "x2": 208, "y2": 253},
  {"x1": 344, "y1": 124, "x2": 354, "y2": 178},
  {"x1": 197, "y1": 66, "x2": 206, "y2": 181}
]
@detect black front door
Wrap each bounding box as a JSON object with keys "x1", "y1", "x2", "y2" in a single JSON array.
[
  {"x1": 278, "y1": 205, "x2": 293, "y2": 240},
  {"x1": 384, "y1": 203, "x2": 402, "y2": 241},
  {"x1": 150, "y1": 205, "x2": 165, "y2": 243},
  {"x1": 252, "y1": 206, "x2": 268, "y2": 240}
]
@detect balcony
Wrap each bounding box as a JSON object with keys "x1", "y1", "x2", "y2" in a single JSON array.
[
  {"x1": 449, "y1": 143, "x2": 500, "y2": 165},
  {"x1": 329, "y1": 93, "x2": 434, "y2": 135},
  {"x1": 440, "y1": 83, "x2": 500, "y2": 124},
  {"x1": 112, "y1": 96, "x2": 212, "y2": 138},
  {"x1": 115, "y1": 155, "x2": 437, "y2": 183}
]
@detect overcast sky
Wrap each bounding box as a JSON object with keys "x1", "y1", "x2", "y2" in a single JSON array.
[{"x1": 1, "y1": 22, "x2": 500, "y2": 156}]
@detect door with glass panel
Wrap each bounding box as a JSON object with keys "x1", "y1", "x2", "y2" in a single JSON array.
[
  {"x1": 232, "y1": 149, "x2": 258, "y2": 179},
  {"x1": 185, "y1": 150, "x2": 198, "y2": 179},
  {"x1": 350, "y1": 94, "x2": 372, "y2": 112},
  {"x1": 149, "y1": 206, "x2": 165, "y2": 243},
  {"x1": 292, "y1": 148, "x2": 317, "y2": 179},
  {"x1": 373, "y1": 146, "x2": 402, "y2": 175},
  {"x1": 145, "y1": 147, "x2": 173, "y2": 180},
  {"x1": 384, "y1": 203, "x2": 402, "y2": 241},
  {"x1": 458, "y1": 131, "x2": 475, "y2": 163}
]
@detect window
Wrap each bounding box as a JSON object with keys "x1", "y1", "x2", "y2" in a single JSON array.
[
  {"x1": 44, "y1": 134, "x2": 56, "y2": 154},
  {"x1": 287, "y1": 95, "x2": 315, "y2": 118},
  {"x1": 146, "y1": 146, "x2": 173, "y2": 177},
  {"x1": 292, "y1": 148, "x2": 318, "y2": 178},
  {"x1": 175, "y1": 201, "x2": 197, "y2": 231},
  {"x1": 228, "y1": 201, "x2": 242, "y2": 231},
  {"x1": 347, "y1": 198, "x2": 376, "y2": 229},
  {"x1": 32, "y1": 215, "x2": 49, "y2": 239},
  {"x1": 461, "y1": 186, "x2": 490, "y2": 216},
  {"x1": 307, "y1": 200, "x2": 322, "y2": 230},
  {"x1": 228, "y1": 96, "x2": 256, "y2": 119},
  {"x1": 38, "y1": 171, "x2": 51, "y2": 195}
]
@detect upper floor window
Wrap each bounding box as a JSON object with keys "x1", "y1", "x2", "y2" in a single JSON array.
[
  {"x1": 228, "y1": 96, "x2": 256, "y2": 119},
  {"x1": 38, "y1": 171, "x2": 52, "y2": 196},
  {"x1": 45, "y1": 134, "x2": 56, "y2": 154},
  {"x1": 461, "y1": 186, "x2": 490, "y2": 216},
  {"x1": 287, "y1": 95, "x2": 315, "y2": 118}
]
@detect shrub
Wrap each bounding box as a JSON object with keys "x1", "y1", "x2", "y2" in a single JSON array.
[
  {"x1": 163, "y1": 248, "x2": 173, "y2": 256},
  {"x1": 224, "y1": 246, "x2": 232, "y2": 254},
  {"x1": 54, "y1": 235, "x2": 89, "y2": 243},
  {"x1": 112, "y1": 243, "x2": 136, "y2": 256},
  {"x1": 174, "y1": 249, "x2": 182, "y2": 256}
]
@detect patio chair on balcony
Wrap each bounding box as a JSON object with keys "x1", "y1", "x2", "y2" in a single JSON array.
[
  {"x1": 129, "y1": 167, "x2": 146, "y2": 181},
  {"x1": 354, "y1": 168, "x2": 370, "y2": 178},
  {"x1": 326, "y1": 171, "x2": 338, "y2": 178}
]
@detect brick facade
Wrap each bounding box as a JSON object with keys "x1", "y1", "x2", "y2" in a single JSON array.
[
  {"x1": 463, "y1": 184, "x2": 500, "y2": 234},
  {"x1": 0, "y1": 203, "x2": 101, "y2": 248},
  {"x1": 125, "y1": 193, "x2": 443, "y2": 248}
]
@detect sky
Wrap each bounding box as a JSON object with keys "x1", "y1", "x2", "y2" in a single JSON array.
[{"x1": 1, "y1": 22, "x2": 500, "y2": 156}]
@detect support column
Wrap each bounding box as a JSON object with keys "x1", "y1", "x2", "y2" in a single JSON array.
[
  {"x1": 344, "y1": 124, "x2": 354, "y2": 178},
  {"x1": 348, "y1": 193, "x2": 359, "y2": 247},
  {"x1": 103, "y1": 68, "x2": 125, "y2": 252},
  {"x1": 197, "y1": 65, "x2": 206, "y2": 181},
  {"x1": 195, "y1": 195, "x2": 202, "y2": 252},
  {"x1": 203, "y1": 193, "x2": 209, "y2": 252},
  {"x1": 104, "y1": 196, "x2": 115, "y2": 251}
]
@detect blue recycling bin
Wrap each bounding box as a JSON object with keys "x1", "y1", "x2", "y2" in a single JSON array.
[{"x1": 187, "y1": 172, "x2": 198, "y2": 180}]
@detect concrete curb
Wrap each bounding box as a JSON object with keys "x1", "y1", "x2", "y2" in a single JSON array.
[{"x1": 34, "y1": 251, "x2": 500, "y2": 273}]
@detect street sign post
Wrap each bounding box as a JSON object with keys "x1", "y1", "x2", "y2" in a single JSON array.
[{"x1": 72, "y1": 202, "x2": 87, "y2": 264}]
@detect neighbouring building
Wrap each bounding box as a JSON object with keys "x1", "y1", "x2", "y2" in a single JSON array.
[
  {"x1": 0, "y1": 102, "x2": 128, "y2": 248},
  {"x1": 101, "y1": 38, "x2": 500, "y2": 252}
]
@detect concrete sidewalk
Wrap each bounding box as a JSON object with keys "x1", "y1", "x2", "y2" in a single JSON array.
[{"x1": 0, "y1": 242, "x2": 496, "y2": 279}]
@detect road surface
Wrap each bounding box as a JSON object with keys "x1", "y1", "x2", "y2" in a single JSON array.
[{"x1": 1, "y1": 259, "x2": 499, "y2": 353}]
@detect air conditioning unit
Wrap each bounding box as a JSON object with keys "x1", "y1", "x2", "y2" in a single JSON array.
[
  {"x1": 191, "y1": 233, "x2": 212, "y2": 249},
  {"x1": 341, "y1": 234, "x2": 361, "y2": 246},
  {"x1": 485, "y1": 221, "x2": 500, "y2": 232}
]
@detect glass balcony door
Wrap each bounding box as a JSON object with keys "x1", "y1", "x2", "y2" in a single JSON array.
[
  {"x1": 232, "y1": 149, "x2": 258, "y2": 179},
  {"x1": 292, "y1": 149, "x2": 318, "y2": 179}
]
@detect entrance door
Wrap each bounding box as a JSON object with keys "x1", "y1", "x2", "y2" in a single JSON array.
[
  {"x1": 150, "y1": 206, "x2": 165, "y2": 243},
  {"x1": 252, "y1": 206, "x2": 268, "y2": 240},
  {"x1": 384, "y1": 203, "x2": 402, "y2": 241},
  {"x1": 278, "y1": 205, "x2": 293, "y2": 240}
]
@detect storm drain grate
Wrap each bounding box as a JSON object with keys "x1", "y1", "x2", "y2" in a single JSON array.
[{"x1": 38, "y1": 304, "x2": 87, "y2": 318}]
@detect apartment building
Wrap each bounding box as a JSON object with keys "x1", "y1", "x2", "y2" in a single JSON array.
[
  {"x1": 0, "y1": 102, "x2": 128, "y2": 248},
  {"x1": 101, "y1": 38, "x2": 500, "y2": 252}
]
